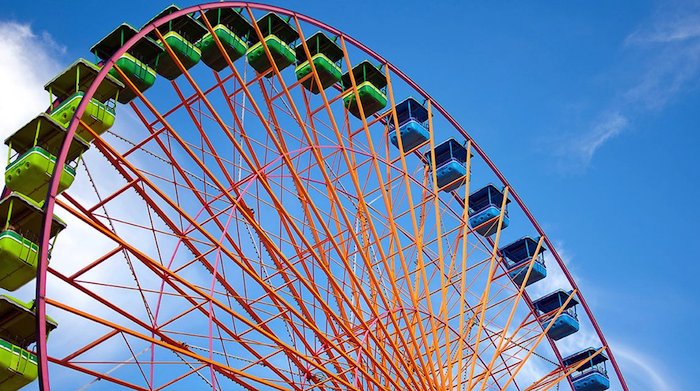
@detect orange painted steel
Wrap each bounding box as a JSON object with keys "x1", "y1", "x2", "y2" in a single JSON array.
[
  {"x1": 477, "y1": 237, "x2": 546, "y2": 391},
  {"x1": 154, "y1": 23, "x2": 418, "y2": 391},
  {"x1": 29, "y1": 5, "x2": 620, "y2": 391},
  {"x1": 77, "y1": 119, "x2": 321, "y2": 388},
  {"x1": 242, "y1": 15, "x2": 428, "y2": 390},
  {"x1": 198, "y1": 17, "x2": 415, "y2": 390}
]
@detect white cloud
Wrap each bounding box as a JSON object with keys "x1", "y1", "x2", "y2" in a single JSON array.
[
  {"x1": 0, "y1": 21, "x2": 65, "y2": 163},
  {"x1": 0, "y1": 21, "x2": 75, "y2": 302},
  {"x1": 0, "y1": 21, "x2": 166, "y2": 388}
]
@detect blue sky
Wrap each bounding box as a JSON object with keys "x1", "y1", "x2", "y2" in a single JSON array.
[{"x1": 1, "y1": 1, "x2": 698, "y2": 390}]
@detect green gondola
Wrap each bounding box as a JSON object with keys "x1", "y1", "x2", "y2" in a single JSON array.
[
  {"x1": 197, "y1": 8, "x2": 253, "y2": 72},
  {"x1": 0, "y1": 339, "x2": 38, "y2": 391},
  {"x1": 0, "y1": 295, "x2": 59, "y2": 344},
  {"x1": 341, "y1": 60, "x2": 388, "y2": 118},
  {"x1": 4, "y1": 114, "x2": 88, "y2": 204},
  {"x1": 90, "y1": 23, "x2": 163, "y2": 104},
  {"x1": 45, "y1": 59, "x2": 123, "y2": 143},
  {"x1": 143, "y1": 5, "x2": 207, "y2": 81},
  {"x1": 0, "y1": 193, "x2": 66, "y2": 291},
  {"x1": 246, "y1": 12, "x2": 298, "y2": 77},
  {"x1": 0, "y1": 295, "x2": 58, "y2": 390},
  {"x1": 295, "y1": 32, "x2": 343, "y2": 94}
]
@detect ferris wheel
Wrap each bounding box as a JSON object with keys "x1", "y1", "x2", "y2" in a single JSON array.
[{"x1": 0, "y1": 3, "x2": 629, "y2": 391}]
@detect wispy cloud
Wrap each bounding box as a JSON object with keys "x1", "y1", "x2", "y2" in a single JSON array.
[
  {"x1": 528, "y1": 240, "x2": 678, "y2": 390},
  {"x1": 554, "y1": 112, "x2": 629, "y2": 173},
  {"x1": 623, "y1": 9, "x2": 700, "y2": 111},
  {"x1": 626, "y1": 11, "x2": 700, "y2": 44},
  {"x1": 577, "y1": 114, "x2": 628, "y2": 163},
  {"x1": 613, "y1": 342, "x2": 676, "y2": 391},
  {"x1": 554, "y1": 2, "x2": 700, "y2": 172}
]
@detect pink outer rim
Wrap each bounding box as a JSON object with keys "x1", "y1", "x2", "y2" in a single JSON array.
[{"x1": 36, "y1": 2, "x2": 628, "y2": 391}]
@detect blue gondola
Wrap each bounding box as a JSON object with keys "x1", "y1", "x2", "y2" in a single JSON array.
[
  {"x1": 533, "y1": 289, "x2": 580, "y2": 340},
  {"x1": 499, "y1": 236, "x2": 547, "y2": 287},
  {"x1": 563, "y1": 348, "x2": 610, "y2": 391},
  {"x1": 387, "y1": 97, "x2": 430, "y2": 152},
  {"x1": 468, "y1": 184, "x2": 510, "y2": 236},
  {"x1": 424, "y1": 138, "x2": 468, "y2": 192}
]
